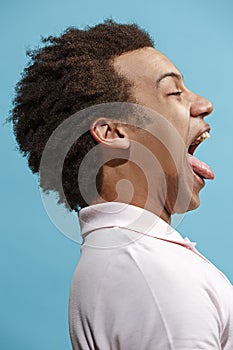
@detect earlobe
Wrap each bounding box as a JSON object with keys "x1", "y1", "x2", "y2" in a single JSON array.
[{"x1": 90, "y1": 118, "x2": 130, "y2": 149}]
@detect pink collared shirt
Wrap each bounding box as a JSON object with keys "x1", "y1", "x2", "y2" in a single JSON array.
[{"x1": 69, "y1": 202, "x2": 233, "y2": 349}]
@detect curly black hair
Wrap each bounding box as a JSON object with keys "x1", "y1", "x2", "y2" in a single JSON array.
[{"x1": 10, "y1": 19, "x2": 154, "y2": 211}]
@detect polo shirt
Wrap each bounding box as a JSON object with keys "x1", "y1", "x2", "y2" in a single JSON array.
[{"x1": 69, "y1": 202, "x2": 233, "y2": 349}]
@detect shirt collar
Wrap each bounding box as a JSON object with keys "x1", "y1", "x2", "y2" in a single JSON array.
[{"x1": 79, "y1": 202, "x2": 196, "y2": 249}]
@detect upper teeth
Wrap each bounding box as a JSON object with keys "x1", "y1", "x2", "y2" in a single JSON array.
[{"x1": 191, "y1": 131, "x2": 210, "y2": 146}]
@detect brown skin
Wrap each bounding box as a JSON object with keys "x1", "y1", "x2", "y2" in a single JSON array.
[{"x1": 91, "y1": 47, "x2": 213, "y2": 223}]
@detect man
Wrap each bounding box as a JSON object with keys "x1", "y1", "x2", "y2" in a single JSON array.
[{"x1": 11, "y1": 20, "x2": 233, "y2": 349}]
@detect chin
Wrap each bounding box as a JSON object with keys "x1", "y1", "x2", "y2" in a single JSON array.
[
  {"x1": 187, "y1": 194, "x2": 200, "y2": 212},
  {"x1": 171, "y1": 187, "x2": 201, "y2": 214},
  {"x1": 165, "y1": 171, "x2": 204, "y2": 214}
]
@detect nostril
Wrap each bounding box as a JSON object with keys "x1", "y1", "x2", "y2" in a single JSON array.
[{"x1": 200, "y1": 111, "x2": 210, "y2": 118}]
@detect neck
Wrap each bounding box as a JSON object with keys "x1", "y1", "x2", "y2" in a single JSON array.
[{"x1": 92, "y1": 163, "x2": 172, "y2": 224}]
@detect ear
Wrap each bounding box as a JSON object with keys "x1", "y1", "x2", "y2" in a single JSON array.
[{"x1": 90, "y1": 118, "x2": 130, "y2": 149}]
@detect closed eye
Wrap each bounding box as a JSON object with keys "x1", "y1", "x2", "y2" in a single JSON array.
[{"x1": 167, "y1": 91, "x2": 183, "y2": 96}]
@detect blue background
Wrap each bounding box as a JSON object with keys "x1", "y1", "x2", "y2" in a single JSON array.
[{"x1": 1, "y1": 0, "x2": 232, "y2": 349}]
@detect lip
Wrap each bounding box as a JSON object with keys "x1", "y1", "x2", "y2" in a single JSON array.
[
  {"x1": 193, "y1": 170, "x2": 205, "y2": 187},
  {"x1": 188, "y1": 124, "x2": 211, "y2": 155},
  {"x1": 189, "y1": 124, "x2": 211, "y2": 146}
]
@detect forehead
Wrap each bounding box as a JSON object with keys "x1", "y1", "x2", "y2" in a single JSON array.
[{"x1": 113, "y1": 47, "x2": 180, "y2": 82}]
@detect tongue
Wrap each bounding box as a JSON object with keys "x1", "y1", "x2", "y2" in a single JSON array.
[{"x1": 187, "y1": 154, "x2": 214, "y2": 180}]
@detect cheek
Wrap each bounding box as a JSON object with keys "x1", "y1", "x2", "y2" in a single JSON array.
[
  {"x1": 133, "y1": 87, "x2": 190, "y2": 144},
  {"x1": 142, "y1": 95, "x2": 190, "y2": 134},
  {"x1": 165, "y1": 104, "x2": 190, "y2": 143}
]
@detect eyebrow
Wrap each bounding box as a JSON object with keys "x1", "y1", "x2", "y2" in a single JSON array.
[{"x1": 156, "y1": 72, "x2": 183, "y2": 87}]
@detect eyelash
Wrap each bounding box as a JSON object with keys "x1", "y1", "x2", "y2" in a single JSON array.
[{"x1": 167, "y1": 91, "x2": 183, "y2": 96}]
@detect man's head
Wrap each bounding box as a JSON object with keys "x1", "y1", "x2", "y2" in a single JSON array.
[
  {"x1": 11, "y1": 20, "x2": 153, "y2": 210},
  {"x1": 11, "y1": 20, "x2": 213, "y2": 220}
]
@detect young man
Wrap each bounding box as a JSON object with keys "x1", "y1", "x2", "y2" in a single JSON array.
[{"x1": 11, "y1": 20, "x2": 233, "y2": 349}]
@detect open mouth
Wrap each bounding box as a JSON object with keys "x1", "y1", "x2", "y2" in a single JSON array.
[{"x1": 187, "y1": 129, "x2": 214, "y2": 183}]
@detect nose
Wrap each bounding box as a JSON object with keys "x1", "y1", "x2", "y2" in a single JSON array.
[{"x1": 190, "y1": 93, "x2": 213, "y2": 118}]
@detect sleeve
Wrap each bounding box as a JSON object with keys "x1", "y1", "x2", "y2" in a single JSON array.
[{"x1": 92, "y1": 248, "x2": 222, "y2": 350}]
